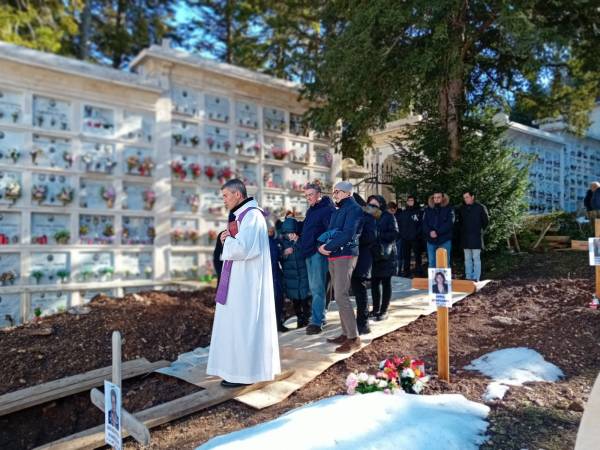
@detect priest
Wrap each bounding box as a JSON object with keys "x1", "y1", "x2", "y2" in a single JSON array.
[{"x1": 207, "y1": 179, "x2": 281, "y2": 387}]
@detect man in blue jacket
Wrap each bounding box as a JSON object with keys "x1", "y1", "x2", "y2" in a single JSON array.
[
  {"x1": 422, "y1": 191, "x2": 455, "y2": 267},
  {"x1": 296, "y1": 182, "x2": 335, "y2": 335},
  {"x1": 318, "y1": 181, "x2": 363, "y2": 353}
]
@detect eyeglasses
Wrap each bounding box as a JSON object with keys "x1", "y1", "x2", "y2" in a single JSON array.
[{"x1": 368, "y1": 203, "x2": 379, "y2": 207}]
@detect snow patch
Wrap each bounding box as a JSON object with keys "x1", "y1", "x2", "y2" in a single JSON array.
[
  {"x1": 196, "y1": 392, "x2": 489, "y2": 450},
  {"x1": 465, "y1": 347, "x2": 564, "y2": 401}
]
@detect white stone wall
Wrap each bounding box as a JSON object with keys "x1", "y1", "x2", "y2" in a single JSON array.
[{"x1": 0, "y1": 42, "x2": 336, "y2": 327}]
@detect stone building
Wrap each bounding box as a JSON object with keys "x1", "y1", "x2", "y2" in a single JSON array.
[{"x1": 0, "y1": 41, "x2": 338, "y2": 327}]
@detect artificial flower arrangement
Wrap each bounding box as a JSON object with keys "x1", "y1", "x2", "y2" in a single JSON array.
[
  {"x1": 100, "y1": 185, "x2": 116, "y2": 208},
  {"x1": 171, "y1": 229, "x2": 185, "y2": 244},
  {"x1": 208, "y1": 229, "x2": 218, "y2": 242},
  {"x1": 190, "y1": 135, "x2": 200, "y2": 147},
  {"x1": 207, "y1": 137, "x2": 215, "y2": 149},
  {"x1": 53, "y1": 229, "x2": 71, "y2": 244},
  {"x1": 57, "y1": 186, "x2": 74, "y2": 205},
  {"x1": 143, "y1": 189, "x2": 156, "y2": 210},
  {"x1": 171, "y1": 160, "x2": 187, "y2": 180},
  {"x1": 30, "y1": 148, "x2": 44, "y2": 165},
  {"x1": 204, "y1": 165, "x2": 215, "y2": 181},
  {"x1": 104, "y1": 157, "x2": 117, "y2": 174},
  {"x1": 63, "y1": 151, "x2": 74, "y2": 168},
  {"x1": 189, "y1": 162, "x2": 202, "y2": 179},
  {"x1": 127, "y1": 155, "x2": 140, "y2": 173},
  {"x1": 81, "y1": 152, "x2": 94, "y2": 168},
  {"x1": 217, "y1": 167, "x2": 233, "y2": 184},
  {"x1": 9, "y1": 148, "x2": 20, "y2": 163},
  {"x1": 187, "y1": 194, "x2": 200, "y2": 212},
  {"x1": 345, "y1": 356, "x2": 428, "y2": 396},
  {"x1": 5, "y1": 181, "x2": 21, "y2": 203},
  {"x1": 0, "y1": 270, "x2": 17, "y2": 286},
  {"x1": 271, "y1": 146, "x2": 288, "y2": 160},
  {"x1": 139, "y1": 157, "x2": 154, "y2": 176},
  {"x1": 31, "y1": 184, "x2": 48, "y2": 204},
  {"x1": 187, "y1": 229, "x2": 200, "y2": 244},
  {"x1": 223, "y1": 140, "x2": 231, "y2": 151}
]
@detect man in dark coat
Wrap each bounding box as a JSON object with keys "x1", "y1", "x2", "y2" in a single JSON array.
[
  {"x1": 318, "y1": 181, "x2": 363, "y2": 352},
  {"x1": 457, "y1": 191, "x2": 489, "y2": 281},
  {"x1": 297, "y1": 182, "x2": 336, "y2": 335},
  {"x1": 422, "y1": 191, "x2": 455, "y2": 267},
  {"x1": 350, "y1": 193, "x2": 376, "y2": 335},
  {"x1": 267, "y1": 221, "x2": 288, "y2": 332},
  {"x1": 397, "y1": 195, "x2": 423, "y2": 277},
  {"x1": 368, "y1": 195, "x2": 398, "y2": 321}
]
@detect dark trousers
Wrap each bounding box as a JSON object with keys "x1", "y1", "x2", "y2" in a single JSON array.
[
  {"x1": 402, "y1": 239, "x2": 423, "y2": 275},
  {"x1": 371, "y1": 276, "x2": 392, "y2": 314},
  {"x1": 275, "y1": 292, "x2": 285, "y2": 326},
  {"x1": 292, "y1": 297, "x2": 310, "y2": 326},
  {"x1": 351, "y1": 277, "x2": 369, "y2": 328}
]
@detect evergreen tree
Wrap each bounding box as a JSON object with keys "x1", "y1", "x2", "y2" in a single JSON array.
[{"x1": 392, "y1": 113, "x2": 530, "y2": 251}]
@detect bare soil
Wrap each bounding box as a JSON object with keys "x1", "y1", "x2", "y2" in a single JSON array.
[{"x1": 1, "y1": 251, "x2": 598, "y2": 450}]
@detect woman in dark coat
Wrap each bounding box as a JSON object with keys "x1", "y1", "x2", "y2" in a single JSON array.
[
  {"x1": 280, "y1": 217, "x2": 311, "y2": 328},
  {"x1": 350, "y1": 193, "x2": 377, "y2": 334},
  {"x1": 367, "y1": 195, "x2": 399, "y2": 321},
  {"x1": 267, "y1": 221, "x2": 288, "y2": 332}
]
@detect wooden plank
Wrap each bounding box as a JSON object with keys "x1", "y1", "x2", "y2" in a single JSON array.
[
  {"x1": 90, "y1": 388, "x2": 150, "y2": 446},
  {"x1": 0, "y1": 358, "x2": 169, "y2": 417},
  {"x1": 543, "y1": 235, "x2": 571, "y2": 243},
  {"x1": 412, "y1": 277, "x2": 477, "y2": 294},
  {"x1": 435, "y1": 248, "x2": 450, "y2": 383},
  {"x1": 596, "y1": 219, "x2": 600, "y2": 299},
  {"x1": 532, "y1": 222, "x2": 553, "y2": 249},
  {"x1": 572, "y1": 240, "x2": 589, "y2": 251},
  {"x1": 35, "y1": 371, "x2": 294, "y2": 450}
]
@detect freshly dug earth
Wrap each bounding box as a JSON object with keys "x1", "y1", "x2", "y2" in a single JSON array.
[{"x1": 1, "y1": 251, "x2": 598, "y2": 450}]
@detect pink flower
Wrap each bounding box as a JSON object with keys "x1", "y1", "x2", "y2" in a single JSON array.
[{"x1": 345, "y1": 373, "x2": 358, "y2": 390}]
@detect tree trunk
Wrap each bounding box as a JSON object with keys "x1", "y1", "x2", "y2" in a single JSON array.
[
  {"x1": 79, "y1": 0, "x2": 92, "y2": 60},
  {"x1": 112, "y1": 0, "x2": 127, "y2": 68},
  {"x1": 225, "y1": 0, "x2": 233, "y2": 64}
]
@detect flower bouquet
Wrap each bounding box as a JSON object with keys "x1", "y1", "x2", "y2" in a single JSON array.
[
  {"x1": 9, "y1": 148, "x2": 20, "y2": 163},
  {"x1": 170, "y1": 160, "x2": 187, "y2": 180},
  {"x1": 32, "y1": 184, "x2": 48, "y2": 204},
  {"x1": 271, "y1": 147, "x2": 288, "y2": 160},
  {"x1": 127, "y1": 155, "x2": 140, "y2": 173},
  {"x1": 0, "y1": 270, "x2": 17, "y2": 286},
  {"x1": 143, "y1": 189, "x2": 156, "y2": 210},
  {"x1": 171, "y1": 229, "x2": 185, "y2": 244},
  {"x1": 189, "y1": 163, "x2": 202, "y2": 179},
  {"x1": 102, "y1": 224, "x2": 115, "y2": 238},
  {"x1": 63, "y1": 151, "x2": 74, "y2": 168},
  {"x1": 187, "y1": 194, "x2": 200, "y2": 212},
  {"x1": 208, "y1": 229, "x2": 218, "y2": 243},
  {"x1": 58, "y1": 187, "x2": 74, "y2": 205},
  {"x1": 100, "y1": 185, "x2": 116, "y2": 208},
  {"x1": 223, "y1": 140, "x2": 231, "y2": 152},
  {"x1": 204, "y1": 165, "x2": 215, "y2": 181},
  {"x1": 81, "y1": 152, "x2": 94, "y2": 169},
  {"x1": 207, "y1": 137, "x2": 215, "y2": 149},
  {"x1": 5, "y1": 181, "x2": 21, "y2": 203},
  {"x1": 345, "y1": 356, "x2": 428, "y2": 396},
  {"x1": 217, "y1": 167, "x2": 233, "y2": 184},
  {"x1": 187, "y1": 229, "x2": 200, "y2": 244},
  {"x1": 53, "y1": 229, "x2": 70, "y2": 245},
  {"x1": 30, "y1": 148, "x2": 44, "y2": 165},
  {"x1": 190, "y1": 135, "x2": 200, "y2": 147},
  {"x1": 140, "y1": 157, "x2": 154, "y2": 176}
]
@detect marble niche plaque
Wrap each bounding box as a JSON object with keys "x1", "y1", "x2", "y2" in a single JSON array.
[
  {"x1": 123, "y1": 147, "x2": 154, "y2": 177},
  {"x1": 263, "y1": 165, "x2": 284, "y2": 189},
  {"x1": 123, "y1": 182, "x2": 153, "y2": 211},
  {"x1": 170, "y1": 252, "x2": 199, "y2": 280},
  {"x1": 31, "y1": 213, "x2": 70, "y2": 245},
  {"x1": 120, "y1": 251, "x2": 153, "y2": 279},
  {"x1": 30, "y1": 252, "x2": 70, "y2": 285},
  {"x1": 201, "y1": 189, "x2": 225, "y2": 217},
  {"x1": 236, "y1": 162, "x2": 258, "y2": 187},
  {"x1": 263, "y1": 136, "x2": 285, "y2": 160},
  {"x1": 82, "y1": 104, "x2": 115, "y2": 137},
  {"x1": 171, "y1": 218, "x2": 200, "y2": 246},
  {"x1": 81, "y1": 289, "x2": 114, "y2": 304},
  {"x1": 76, "y1": 251, "x2": 114, "y2": 282},
  {"x1": 286, "y1": 167, "x2": 310, "y2": 192},
  {"x1": 235, "y1": 100, "x2": 259, "y2": 129},
  {"x1": 30, "y1": 291, "x2": 70, "y2": 319},
  {"x1": 172, "y1": 186, "x2": 200, "y2": 213},
  {"x1": 0, "y1": 170, "x2": 23, "y2": 206},
  {"x1": 172, "y1": 85, "x2": 200, "y2": 116},
  {"x1": 288, "y1": 195, "x2": 307, "y2": 217},
  {"x1": 314, "y1": 146, "x2": 333, "y2": 167},
  {"x1": 0, "y1": 129, "x2": 26, "y2": 165},
  {"x1": 0, "y1": 294, "x2": 21, "y2": 328},
  {"x1": 79, "y1": 214, "x2": 115, "y2": 245},
  {"x1": 290, "y1": 140, "x2": 309, "y2": 163},
  {"x1": 80, "y1": 141, "x2": 116, "y2": 174},
  {"x1": 0, "y1": 212, "x2": 20, "y2": 244},
  {"x1": 0, "y1": 89, "x2": 23, "y2": 125},
  {"x1": 31, "y1": 173, "x2": 74, "y2": 207},
  {"x1": 119, "y1": 111, "x2": 154, "y2": 143},
  {"x1": 122, "y1": 216, "x2": 155, "y2": 245},
  {"x1": 32, "y1": 95, "x2": 71, "y2": 131},
  {"x1": 205, "y1": 94, "x2": 230, "y2": 123},
  {"x1": 79, "y1": 179, "x2": 114, "y2": 210},
  {"x1": 170, "y1": 153, "x2": 201, "y2": 181},
  {"x1": 263, "y1": 107, "x2": 286, "y2": 133},
  {"x1": 31, "y1": 134, "x2": 72, "y2": 169},
  {"x1": 311, "y1": 170, "x2": 332, "y2": 191},
  {"x1": 235, "y1": 130, "x2": 260, "y2": 157},
  {"x1": 0, "y1": 253, "x2": 20, "y2": 286},
  {"x1": 263, "y1": 193, "x2": 285, "y2": 217},
  {"x1": 205, "y1": 125, "x2": 231, "y2": 154},
  {"x1": 202, "y1": 218, "x2": 226, "y2": 246},
  {"x1": 172, "y1": 120, "x2": 201, "y2": 148},
  {"x1": 289, "y1": 112, "x2": 309, "y2": 137}
]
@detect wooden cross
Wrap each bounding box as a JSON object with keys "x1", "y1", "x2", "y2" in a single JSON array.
[
  {"x1": 435, "y1": 248, "x2": 450, "y2": 383},
  {"x1": 90, "y1": 331, "x2": 151, "y2": 447},
  {"x1": 595, "y1": 219, "x2": 600, "y2": 300}
]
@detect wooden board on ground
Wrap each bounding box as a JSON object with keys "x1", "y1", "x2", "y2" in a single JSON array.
[
  {"x1": 34, "y1": 371, "x2": 294, "y2": 450},
  {"x1": 411, "y1": 277, "x2": 479, "y2": 293},
  {"x1": 543, "y1": 235, "x2": 571, "y2": 243},
  {"x1": 0, "y1": 358, "x2": 169, "y2": 417},
  {"x1": 572, "y1": 240, "x2": 589, "y2": 251}
]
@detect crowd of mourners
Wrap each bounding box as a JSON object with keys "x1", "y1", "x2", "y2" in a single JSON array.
[{"x1": 214, "y1": 180, "x2": 489, "y2": 353}]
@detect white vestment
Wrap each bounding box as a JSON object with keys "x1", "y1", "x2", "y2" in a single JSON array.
[{"x1": 207, "y1": 199, "x2": 281, "y2": 383}]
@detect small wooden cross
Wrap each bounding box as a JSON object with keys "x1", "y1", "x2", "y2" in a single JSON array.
[{"x1": 90, "y1": 331, "x2": 151, "y2": 447}]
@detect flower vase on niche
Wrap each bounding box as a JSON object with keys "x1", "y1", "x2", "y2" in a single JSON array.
[
  {"x1": 58, "y1": 187, "x2": 74, "y2": 206},
  {"x1": 5, "y1": 181, "x2": 21, "y2": 204},
  {"x1": 140, "y1": 157, "x2": 154, "y2": 176},
  {"x1": 143, "y1": 189, "x2": 156, "y2": 210},
  {"x1": 204, "y1": 166, "x2": 215, "y2": 181},
  {"x1": 187, "y1": 194, "x2": 200, "y2": 213},
  {"x1": 127, "y1": 155, "x2": 139, "y2": 174},
  {"x1": 188, "y1": 230, "x2": 199, "y2": 244},
  {"x1": 30, "y1": 148, "x2": 43, "y2": 165},
  {"x1": 171, "y1": 160, "x2": 186, "y2": 180},
  {"x1": 100, "y1": 186, "x2": 116, "y2": 208},
  {"x1": 217, "y1": 167, "x2": 233, "y2": 185},
  {"x1": 63, "y1": 151, "x2": 74, "y2": 168},
  {"x1": 54, "y1": 229, "x2": 70, "y2": 245},
  {"x1": 0, "y1": 270, "x2": 16, "y2": 286},
  {"x1": 189, "y1": 163, "x2": 201, "y2": 180},
  {"x1": 207, "y1": 137, "x2": 215, "y2": 150},
  {"x1": 31, "y1": 185, "x2": 47, "y2": 205},
  {"x1": 9, "y1": 148, "x2": 20, "y2": 164},
  {"x1": 81, "y1": 153, "x2": 93, "y2": 171}
]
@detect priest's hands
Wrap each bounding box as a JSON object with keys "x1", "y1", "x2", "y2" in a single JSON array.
[
  {"x1": 220, "y1": 230, "x2": 230, "y2": 244},
  {"x1": 318, "y1": 244, "x2": 331, "y2": 256}
]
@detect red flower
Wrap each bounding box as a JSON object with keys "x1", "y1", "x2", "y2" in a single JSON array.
[{"x1": 205, "y1": 165, "x2": 215, "y2": 180}]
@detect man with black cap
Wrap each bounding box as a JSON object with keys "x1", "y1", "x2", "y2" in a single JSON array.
[{"x1": 318, "y1": 181, "x2": 363, "y2": 353}]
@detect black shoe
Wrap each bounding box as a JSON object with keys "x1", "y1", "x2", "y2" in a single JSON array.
[
  {"x1": 358, "y1": 325, "x2": 371, "y2": 335},
  {"x1": 221, "y1": 380, "x2": 250, "y2": 388},
  {"x1": 368, "y1": 310, "x2": 379, "y2": 318},
  {"x1": 297, "y1": 317, "x2": 308, "y2": 329},
  {"x1": 278, "y1": 324, "x2": 290, "y2": 333},
  {"x1": 306, "y1": 324, "x2": 322, "y2": 335},
  {"x1": 375, "y1": 312, "x2": 389, "y2": 321}
]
